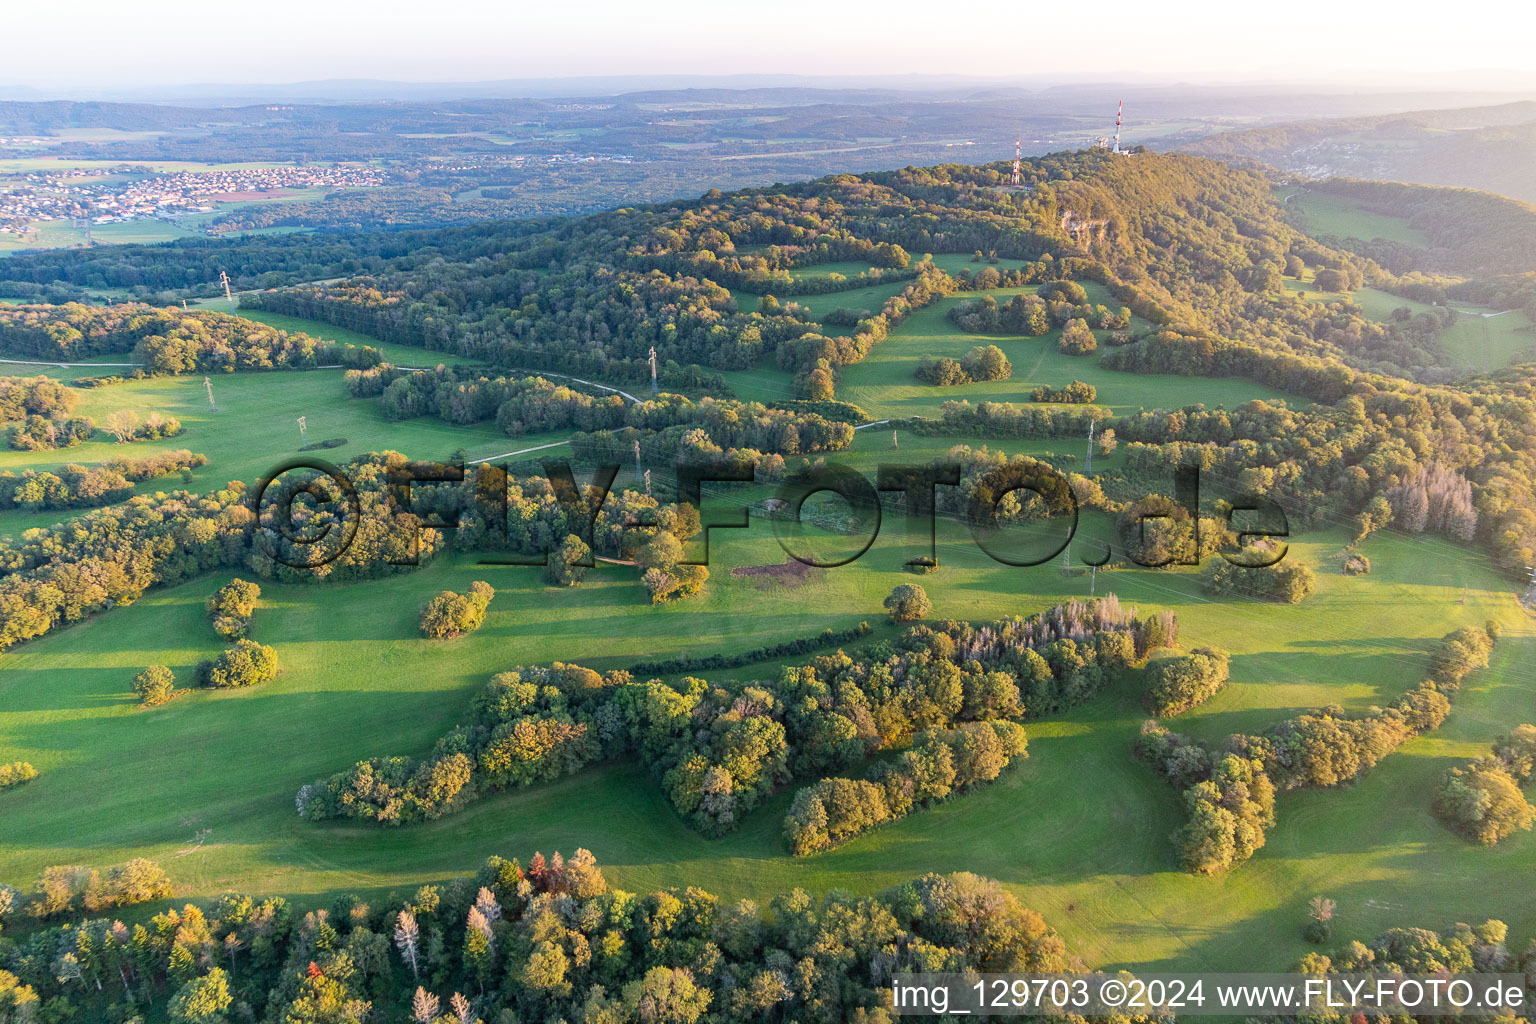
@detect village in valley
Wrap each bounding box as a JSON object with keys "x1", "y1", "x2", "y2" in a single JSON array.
[{"x1": 0, "y1": 162, "x2": 384, "y2": 238}]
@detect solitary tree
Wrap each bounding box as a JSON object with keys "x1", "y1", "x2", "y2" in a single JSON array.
[
  {"x1": 1305, "y1": 895, "x2": 1337, "y2": 943},
  {"x1": 102, "y1": 410, "x2": 141, "y2": 444},
  {"x1": 884, "y1": 583, "x2": 932, "y2": 623},
  {"x1": 394, "y1": 910, "x2": 420, "y2": 979},
  {"x1": 410, "y1": 986, "x2": 439, "y2": 1024},
  {"x1": 133, "y1": 665, "x2": 176, "y2": 707},
  {"x1": 546, "y1": 534, "x2": 592, "y2": 587}
]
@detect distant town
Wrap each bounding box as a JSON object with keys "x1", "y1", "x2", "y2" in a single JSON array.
[{"x1": 0, "y1": 164, "x2": 385, "y2": 236}]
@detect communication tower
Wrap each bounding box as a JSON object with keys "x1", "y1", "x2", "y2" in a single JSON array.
[{"x1": 1010, "y1": 138, "x2": 1022, "y2": 187}]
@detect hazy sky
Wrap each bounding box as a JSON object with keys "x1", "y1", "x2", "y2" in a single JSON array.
[{"x1": 8, "y1": 0, "x2": 1535, "y2": 89}]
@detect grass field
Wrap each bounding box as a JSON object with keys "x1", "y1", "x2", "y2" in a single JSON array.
[
  {"x1": 1286, "y1": 191, "x2": 1428, "y2": 246},
  {"x1": 1437, "y1": 310, "x2": 1535, "y2": 372},
  {"x1": 0, "y1": 371, "x2": 562, "y2": 535},
  {"x1": 719, "y1": 281, "x2": 1299, "y2": 416},
  {"x1": 1343, "y1": 289, "x2": 1534, "y2": 372},
  {"x1": 0, "y1": 516, "x2": 1528, "y2": 974},
  {"x1": 732, "y1": 256, "x2": 1033, "y2": 321},
  {"x1": 836, "y1": 288, "x2": 1305, "y2": 418}
]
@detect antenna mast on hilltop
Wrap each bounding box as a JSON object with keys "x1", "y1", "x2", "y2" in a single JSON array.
[
  {"x1": 1113, "y1": 100, "x2": 1123, "y2": 154},
  {"x1": 1010, "y1": 138, "x2": 1022, "y2": 187}
]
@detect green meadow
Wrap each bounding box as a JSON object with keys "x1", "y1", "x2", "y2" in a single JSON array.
[
  {"x1": 720, "y1": 281, "x2": 1305, "y2": 415},
  {"x1": 0, "y1": 510, "x2": 1529, "y2": 974},
  {"x1": 1281, "y1": 279, "x2": 1532, "y2": 372},
  {"x1": 1437, "y1": 310, "x2": 1535, "y2": 371},
  {"x1": 1286, "y1": 190, "x2": 1428, "y2": 246},
  {"x1": 0, "y1": 370, "x2": 566, "y2": 536},
  {"x1": 837, "y1": 288, "x2": 1304, "y2": 419}
]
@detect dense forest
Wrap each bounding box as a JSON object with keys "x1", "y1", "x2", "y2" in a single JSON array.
[{"x1": 0, "y1": 849, "x2": 1113, "y2": 1024}]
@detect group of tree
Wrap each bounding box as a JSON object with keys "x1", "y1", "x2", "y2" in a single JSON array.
[
  {"x1": 1298, "y1": 916, "x2": 1536, "y2": 1010},
  {"x1": 1143, "y1": 647, "x2": 1231, "y2": 716},
  {"x1": 24, "y1": 859, "x2": 175, "y2": 919},
  {"x1": 0, "y1": 761, "x2": 38, "y2": 790},
  {"x1": 1384, "y1": 462, "x2": 1479, "y2": 541},
  {"x1": 100, "y1": 409, "x2": 182, "y2": 444},
  {"x1": 420, "y1": 581, "x2": 495, "y2": 639},
  {"x1": 636, "y1": 531, "x2": 709, "y2": 603},
  {"x1": 1115, "y1": 494, "x2": 1234, "y2": 568},
  {"x1": 1139, "y1": 624, "x2": 1496, "y2": 873},
  {"x1": 948, "y1": 286, "x2": 1130, "y2": 338},
  {"x1": 0, "y1": 303, "x2": 383, "y2": 373},
  {"x1": 1057, "y1": 318, "x2": 1099, "y2": 355},
  {"x1": 1032, "y1": 380, "x2": 1097, "y2": 403},
  {"x1": 627, "y1": 622, "x2": 872, "y2": 676},
  {"x1": 1200, "y1": 545, "x2": 1317, "y2": 603},
  {"x1": 918, "y1": 362, "x2": 1536, "y2": 585},
  {"x1": 106, "y1": 448, "x2": 205, "y2": 482},
  {"x1": 784, "y1": 720, "x2": 1028, "y2": 855},
  {"x1": 913, "y1": 345, "x2": 1012, "y2": 386},
  {"x1": 347, "y1": 364, "x2": 857, "y2": 458},
  {"x1": 7, "y1": 413, "x2": 94, "y2": 451},
  {"x1": 0, "y1": 375, "x2": 77, "y2": 421},
  {"x1": 195, "y1": 639, "x2": 279, "y2": 689},
  {"x1": 1434, "y1": 723, "x2": 1536, "y2": 844},
  {"x1": 544, "y1": 534, "x2": 591, "y2": 587},
  {"x1": 299, "y1": 596, "x2": 1175, "y2": 836},
  {"x1": 207, "y1": 578, "x2": 261, "y2": 639},
  {"x1": 0, "y1": 463, "x2": 134, "y2": 512},
  {"x1": 0, "y1": 847, "x2": 1109, "y2": 1024},
  {"x1": 0, "y1": 451, "x2": 716, "y2": 652}
]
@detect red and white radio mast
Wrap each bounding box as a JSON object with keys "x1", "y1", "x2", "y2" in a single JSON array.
[
  {"x1": 1010, "y1": 137, "x2": 1022, "y2": 186},
  {"x1": 1113, "y1": 100, "x2": 1123, "y2": 154}
]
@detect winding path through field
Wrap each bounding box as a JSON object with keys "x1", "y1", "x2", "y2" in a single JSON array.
[
  {"x1": 465, "y1": 439, "x2": 571, "y2": 465},
  {"x1": 0, "y1": 357, "x2": 139, "y2": 368}
]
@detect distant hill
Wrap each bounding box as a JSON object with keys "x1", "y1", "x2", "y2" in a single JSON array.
[{"x1": 1179, "y1": 101, "x2": 1536, "y2": 202}]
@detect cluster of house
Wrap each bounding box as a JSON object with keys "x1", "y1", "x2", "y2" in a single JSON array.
[{"x1": 0, "y1": 164, "x2": 385, "y2": 234}]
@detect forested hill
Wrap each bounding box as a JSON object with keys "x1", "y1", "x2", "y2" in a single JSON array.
[
  {"x1": 0, "y1": 150, "x2": 1451, "y2": 336},
  {"x1": 3, "y1": 149, "x2": 1533, "y2": 385},
  {"x1": 6, "y1": 149, "x2": 1536, "y2": 587}
]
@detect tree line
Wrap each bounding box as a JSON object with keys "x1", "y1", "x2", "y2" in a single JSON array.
[
  {"x1": 0, "y1": 304, "x2": 383, "y2": 373},
  {"x1": 1139, "y1": 624, "x2": 1498, "y2": 873},
  {"x1": 783, "y1": 720, "x2": 1028, "y2": 855},
  {"x1": 0, "y1": 449, "x2": 204, "y2": 512},
  {"x1": 0, "y1": 848, "x2": 1120, "y2": 1024},
  {"x1": 297, "y1": 597, "x2": 1175, "y2": 837},
  {"x1": 0, "y1": 451, "x2": 715, "y2": 652}
]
